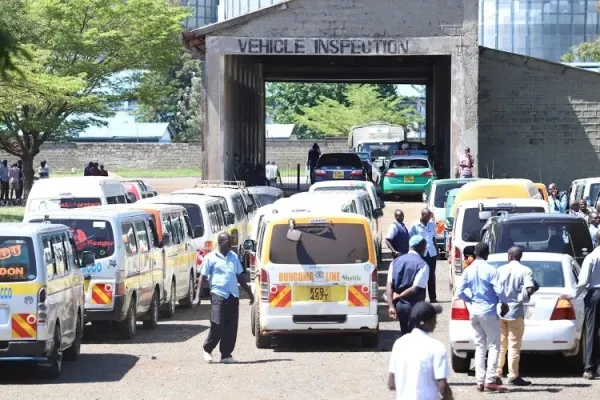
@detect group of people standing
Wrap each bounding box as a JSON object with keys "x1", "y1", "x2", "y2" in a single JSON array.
[
  {"x1": 0, "y1": 159, "x2": 23, "y2": 204},
  {"x1": 83, "y1": 162, "x2": 109, "y2": 177}
]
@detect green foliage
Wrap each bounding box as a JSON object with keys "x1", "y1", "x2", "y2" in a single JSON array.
[
  {"x1": 0, "y1": 0, "x2": 189, "y2": 196},
  {"x1": 562, "y1": 38, "x2": 600, "y2": 62},
  {"x1": 266, "y1": 82, "x2": 402, "y2": 138},
  {"x1": 294, "y1": 85, "x2": 423, "y2": 137},
  {"x1": 0, "y1": 0, "x2": 34, "y2": 78},
  {"x1": 135, "y1": 52, "x2": 203, "y2": 142}
]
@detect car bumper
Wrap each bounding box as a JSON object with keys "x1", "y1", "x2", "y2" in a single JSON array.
[
  {"x1": 449, "y1": 319, "x2": 579, "y2": 354},
  {"x1": 315, "y1": 177, "x2": 366, "y2": 183},
  {"x1": 84, "y1": 294, "x2": 127, "y2": 323},
  {"x1": 0, "y1": 339, "x2": 53, "y2": 361},
  {"x1": 383, "y1": 181, "x2": 432, "y2": 194}
]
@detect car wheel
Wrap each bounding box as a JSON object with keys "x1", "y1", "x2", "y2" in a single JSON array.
[
  {"x1": 64, "y1": 313, "x2": 82, "y2": 361},
  {"x1": 362, "y1": 332, "x2": 379, "y2": 348},
  {"x1": 143, "y1": 290, "x2": 159, "y2": 329},
  {"x1": 567, "y1": 331, "x2": 586, "y2": 372},
  {"x1": 117, "y1": 296, "x2": 137, "y2": 339},
  {"x1": 162, "y1": 281, "x2": 176, "y2": 318},
  {"x1": 451, "y1": 352, "x2": 471, "y2": 373},
  {"x1": 41, "y1": 325, "x2": 63, "y2": 378},
  {"x1": 254, "y1": 304, "x2": 269, "y2": 349},
  {"x1": 179, "y1": 272, "x2": 195, "y2": 308}
]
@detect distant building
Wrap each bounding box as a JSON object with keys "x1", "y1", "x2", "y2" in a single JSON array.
[
  {"x1": 266, "y1": 123, "x2": 296, "y2": 140},
  {"x1": 183, "y1": 0, "x2": 220, "y2": 31},
  {"x1": 220, "y1": 0, "x2": 282, "y2": 20},
  {"x1": 74, "y1": 112, "x2": 173, "y2": 143}
]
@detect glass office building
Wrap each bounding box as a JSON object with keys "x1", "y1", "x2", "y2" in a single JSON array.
[
  {"x1": 480, "y1": 0, "x2": 600, "y2": 62},
  {"x1": 183, "y1": 0, "x2": 220, "y2": 31},
  {"x1": 222, "y1": 0, "x2": 282, "y2": 20}
]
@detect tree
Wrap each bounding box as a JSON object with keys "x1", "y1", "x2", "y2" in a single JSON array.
[
  {"x1": 0, "y1": 0, "x2": 32, "y2": 78},
  {"x1": 294, "y1": 84, "x2": 423, "y2": 136},
  {"x1": 0, "y1": 0, "x2": 189, "y2": 198},
  {"x1": 135, "y1": 51, "x2": 203, "y2": 142},
  {"x1": 562, "y1": 39, "x2": 600, "y2": 62}
]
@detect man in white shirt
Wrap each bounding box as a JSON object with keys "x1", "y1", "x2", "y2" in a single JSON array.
[
  {"x1": 409, "y1": 208, "x2": 438, "y2": 302},
  {"x1": 563, "y1": 230, "x2": 600, "y2": 379},
  {"x1": 387, "y1": 301, "x2": 453, "y2": 400}
]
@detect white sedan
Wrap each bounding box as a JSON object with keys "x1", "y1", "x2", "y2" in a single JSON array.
[{"x1": 448, "y1": 252, "x2": 584, "y2": 373}]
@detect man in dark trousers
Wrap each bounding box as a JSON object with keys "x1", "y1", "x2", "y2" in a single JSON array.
[
  {"x1": 193, "y1": 233, "x2": 254, "y2": 364},
  {"x1": 385, "y1": 209, "x2": 410, "y2": 259},
  {"x1": 410, "y1": 208, "x2": 439, "y2": 302},
  {"x1": 307, "y1": 143, "x2": 321, "y2": 184},
  {"x1": 387, "y1": 235, "x2": 430, "y2": 336}
]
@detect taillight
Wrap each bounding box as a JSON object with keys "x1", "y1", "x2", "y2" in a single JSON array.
[
  {"x1": 259, "y1": 269, "x2": 269, "y2": 301},
  {"x1": 314, "y1": 169, "x2": 326, "y2": 177},
  {"x1": 385, "y1": 171, "x2": 396, "y2": 177},
  {"x1": 116, "y1": 270, "x2": 126, "y2": 296},
  {"x1": 196, "y1": 249, "x2": 204, "y2": 265},
  {"x1": 350, "y1": 170, "x2": 364, "y2": 177},
  {"x1": 550, "y1": 298, "x2": 576, "y2": 320},
  {"x1": 371, "y1": 267, "x2": 378, "y2": 299},
  {"x1": 451, "y1": 299, "x2": 470, "y2": 320},
  {"x1": 422, "y1": 170, "x2": 434, "y2": 177},
  {"x1": 454, "y1": 246, "x2": 463, "y2": 275},
  {"x1": 250, "y1": 253, "x2": 256, "y2": 268},
  {"x1": 37, "y1": 287, "x2": 47, "y2": 324}
]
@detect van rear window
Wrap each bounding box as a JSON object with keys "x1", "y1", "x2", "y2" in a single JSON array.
[
  {"x1": 33, "y1": 219, "x2": 115, "y2": 259},
  {"x1": 269, "y1": 223, "x2": 369, "y2": 265},
  {"x1": 0, "y1": 237, "x2": 36, "y2": 282},
  {"x1": 170, "y1": 203, "x2": 204, "y2": 232}
]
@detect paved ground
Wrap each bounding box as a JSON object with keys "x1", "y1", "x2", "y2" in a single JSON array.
[{"x1": 1, "y1": 183, "x2": 598, "y2": 398}]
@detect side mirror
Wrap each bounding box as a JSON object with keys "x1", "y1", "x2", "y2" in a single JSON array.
[
  {"x1": 126, "y1": 192, "x2": 137, "y2": 203},
  {"x1": 243, "y1": 239, "x2": 255, "y2": 252},
  {"x1": 193, "y1": 225, "x2": 204, "y2": 238},
  {"x1": 162, "y1": 232, "x2": 171, "y2": 246},
  {"x1": 81, "y1": 251, "x2": 95, "y2": 268},
  {"x1": 478, "y1": 211, "x2": 492, "y2": 220},
  {"x1": 225, "y1": 211, "x2": 235, "y2": 225},
  {"x1": 373, "y1": 208, "x2": 384, "y2": 218}
]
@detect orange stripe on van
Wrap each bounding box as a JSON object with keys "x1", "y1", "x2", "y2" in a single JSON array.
[
  {"x1": 347, "y1": 285, "x2": 370, "y2": 307},
  {"x1": 11, "y1": 313, "x2": 37, "y2": 339}
]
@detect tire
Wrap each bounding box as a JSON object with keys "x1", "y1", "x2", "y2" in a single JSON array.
[
  {"x1": 143, "y1": 290, "x2": 159, "y2": 329},
  {"x1": 251, "y1": 302, "x2": 256, "y2": 337},
  {"x1": 117, "y1": 296, "x2": 137, "y2": 340},
  {"x1": 567, "y1": 331, "x2": 585, "y2": 372},
  {"x1": 254, "y1": 304, "x2": 269, "y2": 349},
  {"x1": 64, "y1": 313, "x2": 82, "y2": 361},
  {"x1": 179, "y1": 272, "x2": 195, "y2": 308},
  {"x1": 162, "y1": 281, "x2": 176, "y2": 319},
  {"x1": 451, "y1": 353, "x2": 471, "y2": 373},
  {"x1": 41, "y1": 325, "x2": 63, "y2": 378},
  {"x1": 362, "y1": 332, "x2": 379, "y2": 348}
]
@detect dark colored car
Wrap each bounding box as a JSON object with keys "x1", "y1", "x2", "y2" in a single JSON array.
[
  {"x1": 314, "y1": 153, "x2": 366, "y2": 182},
  {"x1": 480, "y1": 213, "x2": 593, "y2": 265},
  {"x1": 353, "y1": 151, "x2": 376, "y2": 182}
]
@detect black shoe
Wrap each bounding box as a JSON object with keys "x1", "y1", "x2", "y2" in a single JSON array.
[
  {"x1": 509, "y1": 376, "x2": 531, "y2": 386},
  {"x1": 429, "y1": 299, "x2": 438, "y2": 303},
  {"x1": 494, "y1": 377, "x2": 503, "y2": 385},
  {"x1": 583, "y1": 371, "x2": 596, "y2": 380}
]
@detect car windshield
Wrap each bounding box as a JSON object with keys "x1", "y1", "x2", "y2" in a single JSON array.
[
  {"x1": 0, "y1": 237, "x2": 36, "y2": 282},
  {"x1": 31, "y1": 219, "x2": 115, "y2": 259},
  {"x1": 316, "y1": 154, "x2": 362, "y2": 169},
  {"x1": 460, "y1": 207, "x2": 546, "y2": 242},
  {"x1": 355, "y1": 152, "x2": 370, "y2": 161},
  {"x1": 496, "y1": 220, "x2": 593, "y2": 259},
  {"x1": 433, "y1": 182, "x2": 470, "y2": 208},
  {"x1": 360, "y1": 143, "x2": 396, "y2": 159},
  {"x1": 388, "y1": 158, "x2": 430, "y2": 169},
  {"x1": 270, "y1": 223, "x2": 369, "y2": 264},
  {"x1": 588, "y1": 183, "x2": 600, "y2": 204},
  {"x1": 488, "y1": 260, "x2": 565, "y2": 288},
  {"x1": 255, "y1": 193, "x2": 279, "y2": 206}
]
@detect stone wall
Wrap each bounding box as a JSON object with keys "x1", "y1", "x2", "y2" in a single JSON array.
[
  {"x1": 0, "y1": 142, "x2": 202, "y2": 172},
  {"x1": 478, "y1": 47, "x2": 600, "y2": 189},
  {"x1": 265, "y1": 138, "x2": 348, "y2": 170}
]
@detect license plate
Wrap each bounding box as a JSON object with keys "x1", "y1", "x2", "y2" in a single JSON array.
[
  {"x1": 333, "y1": 171, "x2": 344, "y2": 179},
  {"x1": 404, "y1": 176, "x2": 414, "y2": 183},
  {"x1": 292, "y1": 286, "x2": 346, "y2": 302}
]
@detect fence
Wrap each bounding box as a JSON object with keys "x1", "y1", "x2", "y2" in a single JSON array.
[{"x1": 274, "y1": 164, "x2": 309, "y2": 192}]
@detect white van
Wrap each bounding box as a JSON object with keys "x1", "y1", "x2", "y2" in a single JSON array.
[
  {"x1": 26, "y1": 208, "x2": 164, "y2": 339},
  {"x1": 448, "y1": 198, "x2": 549, "y2": 291},
  {"x1": 569, "y1": 177, "x2": 600, "y2": 206},
  {"x1": 25, "y1": 177, "x2": 127, "y2": 219},
  {"x1": 0, "y1": 223, "x2": 96, "y2": 377}
]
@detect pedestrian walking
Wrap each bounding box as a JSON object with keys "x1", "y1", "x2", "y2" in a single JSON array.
[
  {"x1": 409, "y1": 208, "x2": 438, "y2": 302},
  {"x1": 386, "y1": 235, "x2": 429, "y2": 336},
  {"x1": 456, "y1": 242, "x2": 509, "y2": 392},
  {"x1": 458, "y1": 147, "x2": 474, "y2": 178},
  {"x1": 387, "y1": 301, "x2": 453, "y2": 400},
  {"x1": 548, "y1": 183, "x2": 568, "y2": 213},
  {"x1": 385, "y1": 209, "x2": 410, "y2": 259},
  {"x1": 307, "y1": 143, "x2": 321, "y2": 184},
  {"x1": 193, "y1": 233, "x2": 254, "y2": 364},
  {"x1": 563, "y1": 230, "x2": 600, "y2": 379},
  {"x1": 8, "y1": 163, "x2": 20, "y2": 201},
  {"x1": 589, "y1": 212, "x2": 599, "y2": 248},
  {"x1": 0, "y1": 160, "x2": 9, "y2": 204},
  {"x1": 496, "y1": 246, "x2": 538, "y2": 386}
]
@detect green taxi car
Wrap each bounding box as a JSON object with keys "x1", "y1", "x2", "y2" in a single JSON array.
[{"x1": 382, "y1": 150, "x2": 437, "y2": 198}]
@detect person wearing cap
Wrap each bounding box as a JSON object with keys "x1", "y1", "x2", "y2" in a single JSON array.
[
  {"x1": 388, "y1": 301, "x2": 453, "y2": 400},
  {"x1": 456, "y1": 242, "x2": 509, "y2": 392},
  {"x1": 386, "y1": 235, "x2": 429, "y2": 336},
  {"x1": 409, "y1": 208, "x2": 438, "y2": 302}
]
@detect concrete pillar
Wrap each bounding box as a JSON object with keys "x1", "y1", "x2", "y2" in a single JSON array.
[{"x1": 203, "y1": 50, "x2": 225, "y2": 180}]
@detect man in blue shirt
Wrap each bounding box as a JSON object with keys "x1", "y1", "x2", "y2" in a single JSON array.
[
  {"x1": 385, "y1": 209, "x2": 410, "y2": 259},
  {"x1": 456, "y1": 242, "x2": 509, "y2": 392},
  {"x1": 193, "y1": 232, "x2": 254, "y2": 364},
  {"x1": 589, "y1": 212, "x2": 599, "y2": 248},
  {"x1": 387, "y1": 235, "x2": 429, "y2": 336},
  {"x1": 548, "y1": 183, "x2": 568, "y2": 214},
  {"x1": 409, "y1": 208, "x2": 438, "y2": 302}
]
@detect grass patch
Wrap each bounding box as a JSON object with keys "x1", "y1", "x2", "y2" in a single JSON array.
[
  {"x1": 53, "y1": 168, "x2": 202, "y2": 178},
  {"x1": 0, "y1": 207, "x2": 24, "y2": 223}
]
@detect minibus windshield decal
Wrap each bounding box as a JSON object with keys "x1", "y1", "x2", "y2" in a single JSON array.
[
  {"x1": 0, "y1": 266, "x2": 26, "y2": 278},
  {"x1": 60, "y1": 201, "x2": 102, "y2": 208},
  {"x1": 0, "y1": 245, "x2": 22, "y2": 260}
]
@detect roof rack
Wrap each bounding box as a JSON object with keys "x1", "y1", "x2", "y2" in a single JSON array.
[{"x1": 194, "y1": 180, "x2": 246, "y2": 189}]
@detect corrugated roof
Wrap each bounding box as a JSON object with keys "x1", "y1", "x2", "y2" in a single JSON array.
[
  {"x1": 75, "y1": 112, "x2": 170, "y2": 140},
  {"x1": 266, "y1": 124, "x2": 295, "y2": 139}
]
